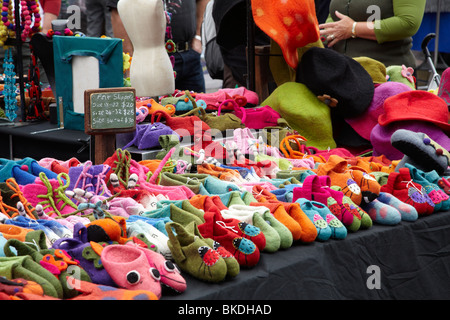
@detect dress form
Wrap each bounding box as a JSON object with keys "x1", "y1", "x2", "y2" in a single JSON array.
[{"x1": 117, "y1": 0, "x2": 175, "y2": 97}]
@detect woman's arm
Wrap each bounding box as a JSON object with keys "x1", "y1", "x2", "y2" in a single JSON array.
[
  {"x1": 319, "y1": 0, "x2": 425, "y2": 47},
  {"x1": 375, "y1": 0, "x2": 426, "y2": 43}
]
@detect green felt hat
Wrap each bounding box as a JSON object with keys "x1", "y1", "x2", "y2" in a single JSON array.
[
  {"x1": 354, "y1": 56, "x2": 387, "y2": 84},
  {"x1": 262, "y1": 82, "x2": 336, "y2": 150}
]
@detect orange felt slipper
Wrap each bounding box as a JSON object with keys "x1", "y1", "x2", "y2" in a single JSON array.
[
  {"x1": 348, "y1": 166, "x2": 381, "y2": 204},
  {"x1": 316, "y1": 155, "x2": 363, "y2": 205},
  {"x1": 197, "y1": 163, "x2": 244, "y2": 183},
  {"x1": 279, "y1": 202, "x2": 317, "y2": 243},
  {"x1": 250, "y1": 202, "x2": 303, "y2": 241},
  {"x1": 0, "y1": 224, "x2": 33, "y2": 242},
  {"x1": 138, "y1": 98, "x2": 176, "y2": 116}
]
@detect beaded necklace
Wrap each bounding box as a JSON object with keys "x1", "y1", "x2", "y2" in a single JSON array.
[
  {"x1": 3, "y1": 47, "x2": 17, "y2": 121},
  {"x1": 0, "y1": 0, "x2": 41, "y2": 47}
]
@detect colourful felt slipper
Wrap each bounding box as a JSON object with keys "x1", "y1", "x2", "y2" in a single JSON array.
[
  {"x1": 405, "y1": 163, "x2": 450, "y2": 212},
  {"x1": 376, "y1": 192, "x2": 418, "y2": 222},
  {"x1": 360, "y1": 199, "x2": 402, "y2": 225},
  {"x1": 260, "y1": 209, "x2": 293, "y2": 249},
  {"x1": 51, "y1": 235, "x2": 117, "y2": 287},
  {"x1": 222, "y1": 204, "x2": 281, "y2": 253},
  {"x1": 329, "y1": 185, "x2": 373, "y2": 230},
  {"x1": 125, "y1": 242, "x2": 187, "y2": 294},
  {"x1": 127, "y1": 219, "x2": 172, "y2": 260},
  {"x1": 184, "y1": 221, "x2": 240, "y2": 278},
  {"x1": 250, "y1": 202, "x2": 303, "y2": 241},
  {"x1": 101, "y1": 244, "x2": 162, "y2": 298},
  {"x1": 293, "y1": 175, "x2": 360, "y2": 231},
  {"x1": 165, "y1": 222, "x2": 228, "y2": 282},
  {"x1": 197, "y1": 211, "x2": 261, "y2": 268},
  {"x1": 380, "y1": 168, "x2": 435, "y2": 216},
  {"x1": 348, "y1": 166, "x2": 381, "y2": 204},
  {"x1": 295, "y1": 198, "x2": 331, "y2": 241},
  {"x1": 200, "y1": 207, "x2": 266, "y2": 251},
  {"x1": 296, "y1": 198, "x2": 347, "y2": 240},
  {"x1": 316, "y1": 155, "x2": 363, "y2": 205},
  {"x1": 0, "y1": 255, "x2": 63, "y2": 298}
]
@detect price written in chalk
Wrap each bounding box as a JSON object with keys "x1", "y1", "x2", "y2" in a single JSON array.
[{"x1": 90, "y1": 91, "x2": 135, "y2": 129}]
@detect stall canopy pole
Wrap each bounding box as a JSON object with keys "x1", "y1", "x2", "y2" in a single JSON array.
[
  {"x1": 433, "y1": 0, "x2": 441, "y2": 66},
  {"x1": 14, "y1": 0, "x2": 26, "y2": 122},
  {"x1": 246, "y1": 0, "x2": 255, "y2": 91}
]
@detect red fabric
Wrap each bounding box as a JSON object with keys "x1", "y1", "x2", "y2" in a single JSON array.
[
  {"x1": 378, "y1": 90, "x2": 450, "y2": 132},
  {"x1": 40, "y1": 0, "x2": 62, "y2": 16}
]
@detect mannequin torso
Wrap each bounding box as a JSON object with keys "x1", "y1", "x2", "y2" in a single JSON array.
[{"x1": 117, "y1": 0, "x2": 175, "y2": 97}]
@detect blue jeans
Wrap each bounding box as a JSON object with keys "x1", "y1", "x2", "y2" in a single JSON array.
[{"x1": 172, "y1": 49, "x2": 206, "y2": 93}]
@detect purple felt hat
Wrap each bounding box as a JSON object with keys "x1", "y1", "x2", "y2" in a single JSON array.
[
  {"x1": 345, "y1": 82, "x2": 413, "y2": 140},
  {"x1": 370, "y1": 121, "x2": 450, "y2": 160}
]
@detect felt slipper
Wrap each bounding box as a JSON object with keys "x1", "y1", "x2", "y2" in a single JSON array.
[
  {"x1": 197, "y1": 211, "x2": 261, "y2": 267},
  {"x1": 222, "y1": 204, "x2": 281, "y2": 253},
  {"x1": 165, "y1": 222, "x2": 228, "y2": 282},
  {"x1": 0, "y1": 255, "x2": 62, "y2": 298},
  {"x1": 183, "y1": 221, "x2": 240, "y2": 278},
  {"x1": 200, "y1": 207, "x2": 266, "y2": 251},
  {"x1": 380, "y1": 168, "x2": 435, "y2": 216},
  {"x1": 127, "y1": 219, "x2": 171, "y2": 259},
  {"x1": 101, "y1": 244, "x2": 162, "y2": 298},
  {"x1": 126, "y1": 242, "x2": 187, "y2": 294},
  {"x1": 360, "y1": 199, "x2": 402, "y2": 225},
  {"x1": 405, "y1": 163, "x2": 450, "y2": 212},
  {"x1": 260, "y1": 209, "x2": 293, "y2": 249},
  {"x1": 316, "y1": 155, "x2": 363, "y2": 205},
  {"x1": 250, "y1": 202, "x2": 302, "y2": 241},
  {"x1": 293, "y1": 175, "x2": 358, "y2": 230},
  {"x1": 51, "y1": 234, "x2": 117, "y2": 287},
  {"x1": 376, "y1": 192, "x2": 418, "y2": 222}
]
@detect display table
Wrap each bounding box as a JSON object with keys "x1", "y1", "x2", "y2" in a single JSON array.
[
  {"x1": 0, "y1": 120, "x2": 91, "y2": 162},
  {"x1": 163, "y1": 211, "x2": 450, "y2": 300}
]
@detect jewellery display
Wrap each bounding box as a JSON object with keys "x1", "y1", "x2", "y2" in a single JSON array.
[{"x1": 3, "y1": 47, "x2": 17, "y2": 121}]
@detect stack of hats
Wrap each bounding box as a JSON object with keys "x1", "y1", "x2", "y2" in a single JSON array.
[
  {"x1": 370, "y1": 90, "x2": 450, "y2": 161},
  {"x1": 295, "y1": 47, "x2": 375, "y2": 148}
]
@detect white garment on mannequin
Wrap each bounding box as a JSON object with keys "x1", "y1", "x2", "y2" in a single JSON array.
[{"x1": 117, "y1": 0, "x2": 175, "y2": 97}]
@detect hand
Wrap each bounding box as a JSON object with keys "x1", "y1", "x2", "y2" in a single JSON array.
[
  {"x1": 191, "y1": 37, "x2": 202, "y2": 54},
  {"x1": 319, "y1": 11, "x2": 354, "y2": 47}
]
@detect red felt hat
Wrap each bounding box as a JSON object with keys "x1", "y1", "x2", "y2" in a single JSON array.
[{"x1": 378, "y1": 90, "x2": 450, "y2": 132}]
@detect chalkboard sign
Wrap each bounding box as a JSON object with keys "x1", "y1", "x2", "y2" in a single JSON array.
[{"x1": 84, "y1": 87, "x2": 137, "y2": 135}]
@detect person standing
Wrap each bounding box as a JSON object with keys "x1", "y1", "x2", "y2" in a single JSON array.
[
  {"x1": 164, "y1": 0, "x2": 208, "y2": 93},
  {"x1": 85, "y1": 0, "x2": 113, "y2": 37},
  {"x1": 319, "y1": 0, "x2": 426, "y2": 68}
]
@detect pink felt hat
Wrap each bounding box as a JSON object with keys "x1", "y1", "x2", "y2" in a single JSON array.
[
  {"x1": 370, "y1": 121, "x2": 450, "y2": 160},
  {"x1": 438, "y1": 67, "x2": 450, "y2": 106},
  {"x1": 345, "y1": 82, "x2": 413, "y2": 140}
]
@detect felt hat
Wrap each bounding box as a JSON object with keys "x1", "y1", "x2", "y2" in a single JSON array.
[
  {"x1": 438, "y1": 67, "x2": 450, "y2": 106},
  {"x1": 378, "y1": 90, "x2": 450, "y2": 132},
  {"x1": 251, "y1": 0, "x2": 319, "y2": 69},
  {"x1": 386, "y1": 65, "x2": 416, "y2": 90},
  {"x1": 354, "y1": 56, "x2": 387, "y2": 84},
  {"x1": 391, "y1": 129, "x2": 450, "y2": 176},
  {"x1": 370, "y1": 121, "x2": 450, "y2": 160},
  {"x1": 261, "y1": 81, "x2": 336, "y2": 150},
  {"x1": 345, "y1": 82, "x2": 413, "y2": 140},
  {"x1": 296, "y1": 47, "x2": 375, "y2": 118}
]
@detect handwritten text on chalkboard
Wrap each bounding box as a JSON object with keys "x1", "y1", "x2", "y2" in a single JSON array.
[{"x1": 90, "y1": 91, "x2": 135, "y2": 129}]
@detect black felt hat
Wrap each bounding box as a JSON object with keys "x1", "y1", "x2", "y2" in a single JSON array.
[{"x1": 295, "y1": 47, "x2": 375, "y2": 118}]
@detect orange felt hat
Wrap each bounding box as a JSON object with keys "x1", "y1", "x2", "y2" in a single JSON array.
[{"x1": 251, "y1": 0, "x2": 320, "y2": 69}]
